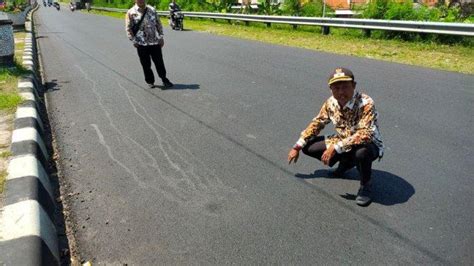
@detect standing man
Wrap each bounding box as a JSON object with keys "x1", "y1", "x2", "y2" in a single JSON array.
[
  {"x1": 126, "y1": 0, "x2": 173, "y2": 89},
  {"x1": 288, "y1": 67, "x2": 384, "y2": 206}
]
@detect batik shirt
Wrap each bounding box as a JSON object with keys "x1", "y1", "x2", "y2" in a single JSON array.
[
  {"x1": 126, "y1": 4, "x2": 164, "y2": 46},
  {"x1": 295, "y1": 91, "x2": 384, "y2": 157}
]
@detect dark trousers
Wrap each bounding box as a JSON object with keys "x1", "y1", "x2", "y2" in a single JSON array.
[
  {"x1": 136, "y1": 45, "x2": 167, "y2": 85},
  {"x1": 302, "y1": 136, "x2": 379, "y2": 186}
]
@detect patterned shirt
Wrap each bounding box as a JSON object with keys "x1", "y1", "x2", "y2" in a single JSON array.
[
  {"x1": 126, "y1": 4, "x2": 164, "y2": 46},
  {"x1": 295, "y1": 91, "x2": 384, "y2": 157}
]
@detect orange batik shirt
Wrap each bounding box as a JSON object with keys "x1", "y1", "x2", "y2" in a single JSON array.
[{"x1": 295, "y1": 91, "x2": 384, "y2": 157}]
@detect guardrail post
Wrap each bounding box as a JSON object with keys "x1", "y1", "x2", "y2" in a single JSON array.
[
  {"x1": 419, "y1": 32, "x2": 429, "y2": 40},
  {"x1": 245, "y1": 21, "x2": 249, "y2": 26},
  {"x1": 363, "y1": 29, "x2": 371, "y2": 37},
  {"x1": 0, "y1": 18, "x2": 15, "y2": 67},
  {"x1": 292, "y1": 24, "x2": 297, "y2": 30},
  {"x1": 228, "y1": 19, "x2": 232, "y2": 24},
  {"x1": 266, "y1": 22, "x2": 271, "y2": 28},
  {"x1": 322, "y1": 26, "x2": 330, "y2": 35}
]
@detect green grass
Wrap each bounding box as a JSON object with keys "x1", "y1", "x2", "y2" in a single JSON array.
[
  {"x1": 0, "y1": 170, "x2": 6, "y2": 195},
  {"x1": 86, "y1": 9, "x2": 126, "y2": 19},
  {"x1": 89, "y1": 9, "x2": 474, "y2": 74},
  {"x1": 0, "y1": 30, "x2": 28, "y2": 197},
  {"x1": 0, "y1": 64, "x2": 29, "y2": 90},
  {"x1": 0, "y1": 151, "x2": 12, "y2": 158},
  {"x1": 0, "y1": 31, "x2": 28, "y2": 197},
  {"x1": 0, "y1": 30, "x2": 29, "y2": 112},
  {"x1": 0, "y1": 66, "x2": 28, "y2": 111},
  {"x1": 0, "y1": 92, "x2": 23, "y2": 110}
]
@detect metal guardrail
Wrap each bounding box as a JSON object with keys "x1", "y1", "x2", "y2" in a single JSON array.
[{"x1": 93, "y1": 6, "x2": 474, "y2": 37}]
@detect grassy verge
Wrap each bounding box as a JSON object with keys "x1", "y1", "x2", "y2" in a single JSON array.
[
  {"x1": 0, "y1": 170, "x2": 7, "y2": 194},
  {"x1": 87, "y1": 9, "x2": 125, "y2": 19},
  {"x1": 0, "y1": 171, "x2": 6, "y2": 194},
  {"x1": 0, "y1": 30, "x2": 28, "y2": 195},
  {"x1": 0, "y1": 30, "x2": 27, "y2": 112},
  {"x1": 89, "y1": 9, "x2": 474, "y2": 74},
  {"x1": 0, "y1": 151, "x2": 12, "y2": 158},
  {"x1": 0, "y1": 65, "x2": 27, "y2": 112}
]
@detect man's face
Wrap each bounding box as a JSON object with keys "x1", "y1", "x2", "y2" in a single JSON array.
[
  {"x1": 136, "y1": 0, "x2": 145, "y2": 8},
  {"x1": 329, "y1": 81, "x2": 356, "y2": 107}
]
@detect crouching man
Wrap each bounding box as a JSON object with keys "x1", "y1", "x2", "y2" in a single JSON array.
[{"x1": 288, "y1": 67, "x2": 384, "y2": 206}]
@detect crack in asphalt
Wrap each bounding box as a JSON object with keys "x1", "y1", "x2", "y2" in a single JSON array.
[{"x1": 78, "y1": 65, "x2": 236, "y2": 208}]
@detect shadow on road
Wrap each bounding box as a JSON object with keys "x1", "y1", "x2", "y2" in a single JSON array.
[
  {"x1": 44, "y1": 79, "x2": 60, "y2": 91},
  {"x1": 41, "y1": 32, "x2": 64, "y2": 34},
  {"x1": 171, "y1": 28, "x2": 192, "y2": 32},
  {"x1": 158, "y1": 83, "x2": 200, "y2": 90},
  {"x1": 295, "y1": 169, "x2": 414, "y2": 206}
]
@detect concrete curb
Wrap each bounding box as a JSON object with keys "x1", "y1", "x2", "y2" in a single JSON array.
[{"x1": 0, "y1": 4, "x2": 60, "y2": 265}]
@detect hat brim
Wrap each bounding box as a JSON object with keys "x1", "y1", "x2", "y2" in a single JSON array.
[{"x1": 328, "y1": 76, "x2": 353, "y2": 85}]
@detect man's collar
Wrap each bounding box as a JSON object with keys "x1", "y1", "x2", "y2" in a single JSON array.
[
  {"x1": 343, "y1": 91, "x2": 359, "y2": 110},
  {"x1": 331, "y1": 91, "x2": 358, "y2": 110}
]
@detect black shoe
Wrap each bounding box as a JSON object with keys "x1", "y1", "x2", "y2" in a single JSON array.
[
  {"x1": 147, "y1": 83, "x2": 155, "y2": 88},
  {"x1": 356, "y1": 185, "x2": 372, "y2": 206},
  {"x1": 162, "y1": 79, "x2": 173, "y2": 88}
]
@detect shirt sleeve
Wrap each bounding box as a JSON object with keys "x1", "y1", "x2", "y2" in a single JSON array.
[
  {"x1": 125, "y1": 11, "x2": 134, "y2": 41},
  {"x1": 335, "y1": 99, "x2": 377, "y2": 153},
  {"x1": 294, "y1": 101, "x2": 331, "y2": 149}
]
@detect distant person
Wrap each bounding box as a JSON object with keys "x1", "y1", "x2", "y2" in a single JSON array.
[
  {"x1": 168, "y1": 0, "x2": 180, "y2": 25},
  {"x1": 84, "y1": 0, "x2": 91, "y2": 11},
  {"x1": 69, "y1": 1, "x2": 75, "y2": 11},
  {"x1": 126, "y1": 0, "x2": 173, "y2": 89},
  {"x1": 288, "y1": 67, "x2": 384, "y2": 206},
  {"x1": 169, "y1": 0, "x2": 180, "y2": 14}
]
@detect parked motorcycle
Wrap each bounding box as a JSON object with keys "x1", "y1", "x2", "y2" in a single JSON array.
[
  {"x1": 69, "y1": 2, "x2": 75, "y2": 11},
  {"x1": 53, "y1": 2, "x2": 60, "y2": 10},
  {"x1": 170, "y1": 11, "x2": 184, "y2": 31}
]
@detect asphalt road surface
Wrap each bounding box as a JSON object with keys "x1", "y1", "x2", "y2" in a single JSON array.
[{"x1": 34, "y1": 5, "x2": 473, "y2": 265}]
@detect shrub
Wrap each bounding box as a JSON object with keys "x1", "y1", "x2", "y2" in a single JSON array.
[
  {"x1": 361, "y1": 0, "x2": 389, "y2": 19},
  {"x1": 282, "y1": 0, "x2": 301, "y2": 16},
  {"x1": 257, "y1": 0, "x2": 281, "y2": 15},
  {"x1": 300, "y1": 0, "x2": 324, "y2": 17},
  {"x1": 361, "y1": 0, "x2": 471, "y2": 43},
  {"x1": 206, "y1": 0, "x2": 233, "y2": 12},
  {"x1": 2, "y1": 0, "x2": 29, "y2": 12}
]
